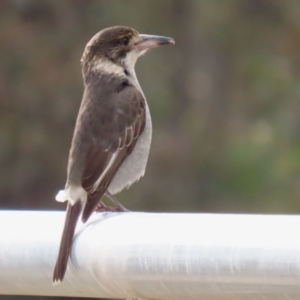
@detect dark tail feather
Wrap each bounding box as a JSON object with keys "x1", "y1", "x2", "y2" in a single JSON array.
[
  {"x1": 53, "y1": 201, "x2": 82, "y2": 284},
  {"x1": 81, "y1": 188, "x2": 106, "y2": 223}
]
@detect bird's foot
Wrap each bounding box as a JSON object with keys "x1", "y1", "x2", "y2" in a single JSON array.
[
  {"x1": 95, "y1": 203, "x2": 115, "y2": 213},
  {"x1": 95, "y1": 201, "x2": 129, "y2": 213},
  {"x1": 105, "y1": 191, "x2": 130, "y2": 212}
]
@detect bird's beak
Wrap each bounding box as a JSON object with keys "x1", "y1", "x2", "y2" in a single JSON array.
[{"x1": 134, "y1": 34, "x2": 175, "y2": 51}]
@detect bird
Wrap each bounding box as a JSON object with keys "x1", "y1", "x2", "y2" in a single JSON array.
[{"x1": 53, "y1": 26, "x2": 174, "y2": 284}]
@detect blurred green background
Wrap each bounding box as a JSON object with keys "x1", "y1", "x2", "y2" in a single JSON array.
[
  {"x1": 1, "y1": 0, "x2": 300, "y2": 217},
  {"x1": 1, "y1": 1, "x2": 300, "y2": 300}
]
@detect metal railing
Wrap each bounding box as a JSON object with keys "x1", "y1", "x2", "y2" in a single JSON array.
[{"x1": 0, "y1": 210, "x2": 300, "y2": 299}]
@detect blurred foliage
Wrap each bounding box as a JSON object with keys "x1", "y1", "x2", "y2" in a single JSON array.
[{"x1": 1, "y1": 0, "x2": 300, "y2": 216}]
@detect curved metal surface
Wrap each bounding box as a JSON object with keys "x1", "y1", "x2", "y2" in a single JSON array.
[{"x1": 0, "y1": 211, "x2": 300, "y2": 299}]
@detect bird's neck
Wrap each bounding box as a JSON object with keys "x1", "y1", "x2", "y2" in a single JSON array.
[
  {"x1": 85, "y1": 57, "x2": 143, "y2": 94},
  {"x1": 89, "y1": 58, "x2": 125, "y2": 78}
]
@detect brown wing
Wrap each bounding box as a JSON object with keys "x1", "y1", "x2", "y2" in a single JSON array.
[{"x1": 80, "y1": 80, "x2": 146, "y2": 223}]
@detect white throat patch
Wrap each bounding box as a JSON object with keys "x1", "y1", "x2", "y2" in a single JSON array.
[
  {"x1": 123, "y1": 49, "x2": 147, "y2": 70},
  {"x1": 123, "y1": 50, "x2": 139, "y2": 69}
]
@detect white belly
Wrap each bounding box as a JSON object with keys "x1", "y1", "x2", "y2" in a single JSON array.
[{"x1": 107, "y1": 103, "x2": 152, "y2": 194}]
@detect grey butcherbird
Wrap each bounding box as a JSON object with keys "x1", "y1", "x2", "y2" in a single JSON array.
[{"x1": 53, "y1": 26, "x2": 174, "y2": 283}]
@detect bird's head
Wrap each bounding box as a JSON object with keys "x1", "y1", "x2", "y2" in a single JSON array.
[{"x1": 81, "y1": 26, "x2": 174, "y2": 75}]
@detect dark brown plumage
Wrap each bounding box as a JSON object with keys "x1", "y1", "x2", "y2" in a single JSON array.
[
  {"x1": 53, "y1": 26, "x2": 174, "y2": 283},
  {"x1": 78, "y1": 73, "x2": 146, "y2": 222}
]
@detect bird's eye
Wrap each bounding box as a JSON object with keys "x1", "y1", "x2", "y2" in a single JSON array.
[{"x1": 119, "y1": 37, "x2": 129, "y2": 46}]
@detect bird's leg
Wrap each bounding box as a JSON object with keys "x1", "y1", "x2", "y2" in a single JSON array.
[
  {"x1": 105, "y1": 191, "x2": 130, "y2": 212},
  {"x1": 95, "y1": 201, "x2": 116, "y2": 212}
]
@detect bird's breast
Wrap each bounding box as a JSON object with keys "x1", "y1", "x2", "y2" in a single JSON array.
[{"x1": 107, "y1": 103, "x2": 152, "y2": 194}]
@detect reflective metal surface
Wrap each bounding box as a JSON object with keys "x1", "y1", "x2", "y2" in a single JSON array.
[{"x1": 0, "y1": 211, "x2": 300, "y2": 299}]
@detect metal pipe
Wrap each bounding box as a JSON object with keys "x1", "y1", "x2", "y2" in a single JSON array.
[{"x1": 0, "y1": 211, "x2": 300, "y2": 299}]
